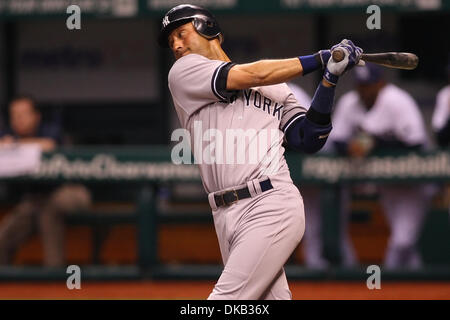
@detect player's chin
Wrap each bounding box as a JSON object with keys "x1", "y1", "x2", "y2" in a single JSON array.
[
  {"x1": 176, "y1": 50, "x2": 191, "y2": 60},
  {"x1": 172, "y1": 51, "x2": 182, "y2": 60}
]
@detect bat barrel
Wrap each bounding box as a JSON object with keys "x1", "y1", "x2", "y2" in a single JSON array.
[
  {"x1": 361, "y1": 52, "x2": 419, "y2": 70},
  {"x1": 331, "y1": 49, "x2": 418, "y2": 70}
]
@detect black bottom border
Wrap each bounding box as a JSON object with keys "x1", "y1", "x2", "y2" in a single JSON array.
[{"x1": 1, "y1": 300, "x2": 446, "y2": 318}]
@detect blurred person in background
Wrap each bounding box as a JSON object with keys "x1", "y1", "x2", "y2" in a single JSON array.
[
  {"x1": 287, "y1": 82, "x2": 326, "y2": 268},
  {"x1": 330, "y1": 63, "x2": 432, "y2": 270},
  {"x1": 431, "y1": 57, "x2": 450, "y2": 215},
  {"x1": 0, "y1": 110, "x2": 4, "y2": 133},
  {"x1": 0, "y1": 96, "x2": 91, "y2": 267},
  {"x1": 432, "y1": 58, "x2": 450, "y2": 147},
  {"x1": 289, "y1": 82, "x2": 357, "y2": 269}
]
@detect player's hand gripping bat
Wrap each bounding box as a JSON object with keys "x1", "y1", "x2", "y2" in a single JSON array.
[{"x1": 332, "y1": 49, "x2": 419, "y2": 70}]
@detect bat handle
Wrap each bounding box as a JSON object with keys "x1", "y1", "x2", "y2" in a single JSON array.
[{"x1": 332, "y1": 48, "x2": 345, "y2": 62}]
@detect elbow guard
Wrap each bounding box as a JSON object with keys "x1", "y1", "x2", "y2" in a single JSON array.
[
  {"x1": 284, "y1": 115, "x2": 332, "y2": 154},
  {"x1": 284, "y1": 82, "x2": 334, "y2": 153}
]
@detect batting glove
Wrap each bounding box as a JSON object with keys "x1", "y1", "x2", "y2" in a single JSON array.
[
  {"x1": 324, "y1": 39, "x2": 363, "y2": 85},
  {"x1": 315, "y1": 49, "x2": 331, "y2": 69}
]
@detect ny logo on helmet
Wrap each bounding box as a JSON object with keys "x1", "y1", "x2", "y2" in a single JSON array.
[{"x1": 162, "y1": 16, "x2": 170, "y2": 28}]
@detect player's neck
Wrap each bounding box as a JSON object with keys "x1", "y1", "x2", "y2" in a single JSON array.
[{"x1": 206, "y1": 41, "x2": 231, "y2": 62}]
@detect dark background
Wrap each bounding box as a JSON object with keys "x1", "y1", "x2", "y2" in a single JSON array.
[{"x1": 0, "y1": 5, "x2": 448, "y2": 146}]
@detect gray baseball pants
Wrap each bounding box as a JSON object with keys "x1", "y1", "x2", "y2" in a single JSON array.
[{"x1": 207, "y1": 175, "x2": 305, "y2": 300}]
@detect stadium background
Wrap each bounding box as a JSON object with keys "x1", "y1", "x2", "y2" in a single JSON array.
[{"x1": 0, "y1": 0, "x2": 449, "y2": 299}]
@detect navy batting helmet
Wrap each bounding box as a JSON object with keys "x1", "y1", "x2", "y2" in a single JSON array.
[{"x1": 158, "y1": 4, "x2": 223, "y2": 48}]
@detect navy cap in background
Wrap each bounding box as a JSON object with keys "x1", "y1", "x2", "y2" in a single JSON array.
[{"x1": 353, "y1": 62, "x2": 383, "y2": 85}]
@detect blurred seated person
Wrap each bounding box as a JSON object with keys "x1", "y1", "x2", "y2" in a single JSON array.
[
  {"x1": 0, "y1": 96, "x2": 91, "y2": 267},
  {"x1": 329, "y1": 63, "x2": 432, "y2": 270}
]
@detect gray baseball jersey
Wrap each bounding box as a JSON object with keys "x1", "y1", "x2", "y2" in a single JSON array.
[{"x1": 169, "y1": 53, "x2": 307, "y2": 193}]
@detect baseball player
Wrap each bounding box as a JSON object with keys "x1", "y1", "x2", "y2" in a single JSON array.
[
  {"x1": 330, "y1": 63, "x2": 431, "y2": 270},
  {"x1": 158, "y1": 4, "x2": 362, "y2": 299}
]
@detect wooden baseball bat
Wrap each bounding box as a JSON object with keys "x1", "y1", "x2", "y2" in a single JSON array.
[{"x1": 332, "y1": 49, "x2": 419, "y2": 70}]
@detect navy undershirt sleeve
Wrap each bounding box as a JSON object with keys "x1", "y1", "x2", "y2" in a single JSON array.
[{"x1": 284, "y1": 83, "x2": 335, "y2": 153}]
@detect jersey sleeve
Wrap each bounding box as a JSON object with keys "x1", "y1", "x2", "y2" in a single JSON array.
[
  {"x1": 329, "y1": 92, "x2": 360, "y2": 143},
  {"x1": 360, "y1": 100, "x2": 394, "y2": 138},
  {"x1": 432, "y1": 86, "x2": 450, "y2": 131},
  {"x1": 362, "y1": 88, "x2": 426, "y2": 146},
  {"x1": 287, "y1": 83, "x2": 312, "y2": 108},
  {"x1": 279, "y1": 84, "x2": 308, "y2": 133},
  {"x1": 168, "y1": 54, "x2": 237, "y2": 117}
]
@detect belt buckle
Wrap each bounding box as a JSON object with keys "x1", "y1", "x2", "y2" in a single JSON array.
[{"x1": 222, "y1": 189, "x2": 239, "y2": 206}]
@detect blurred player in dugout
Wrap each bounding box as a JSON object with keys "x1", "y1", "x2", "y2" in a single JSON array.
[
  {"x1": 329, "y1": 63, "x2": 434, "y2": 270},
  {"x1": 287, "y1": 82, "x2": 325, "y2": 268},
  {"x1": 432, "y1": 57, "x2": 450, "y2": 212},
  {"x1": 432, "y1": 58, "x2": 450, "y2": 148},
  {"x1": 0, "y1": 96, "x2": 91, "y2": 267},
  {"x1": 288, "y1": 82, "x2": 356, "y2": 269}
]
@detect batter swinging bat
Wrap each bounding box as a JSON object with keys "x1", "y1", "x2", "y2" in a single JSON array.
[{"x1": 332, "y1": 49, "x2": 419, "y2": 70}]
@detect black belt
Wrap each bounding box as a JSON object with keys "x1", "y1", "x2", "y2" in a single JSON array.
[{"x1": 214, "y1": 178, "x2": 273, "y2": 208}]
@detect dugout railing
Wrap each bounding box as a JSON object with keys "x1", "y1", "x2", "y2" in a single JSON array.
[{"x1": 0, "y1": 146, "x2": 449, "y2": 281}]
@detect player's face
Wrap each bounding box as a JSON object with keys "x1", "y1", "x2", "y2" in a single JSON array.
[
  {"x1": 356, "y1": 82, "x2": 383, "y2": 109},
  {"x1": 9, "y1": 99, "x2": 41, "y2": 137},
  {"x1": 168, "y1": 22, "x2": 211, "y2": 60}
]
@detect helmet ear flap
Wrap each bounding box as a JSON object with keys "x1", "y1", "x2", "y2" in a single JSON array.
[
  {"x1": 192, "y1": 17, "x2": 223, "y2": 43},
  {"x1": 191, "y1": 18, "x2": 204, "y2": 34}
]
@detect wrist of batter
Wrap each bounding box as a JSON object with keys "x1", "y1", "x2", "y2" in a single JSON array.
[
  {"x1": 298, "y1": 54, "x2": 321, "y2": 76},
  {"x1": 307, "y1": 82, "x2": 336, "y2": 124},
  {"x1": 323, "y1": 68, "x2": 339, "y2": 86}
]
